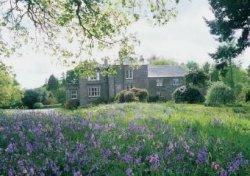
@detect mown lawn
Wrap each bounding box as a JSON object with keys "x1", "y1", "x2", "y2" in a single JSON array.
[{"x1": 0, "y1": 103, "x2": 249, "y2": 175}]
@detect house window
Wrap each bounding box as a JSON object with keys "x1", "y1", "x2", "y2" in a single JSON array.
[
  {"x1": 156, "y1": 78, "x2": 163, "y2": 87},
  {"x1": 88, "y1": 72, "x2": 100, "y2": 81},
  {"x1": 126, "y1": 84, "x2": 133, "y2": 90},
  {"x1": 88, "y1": 86, "x2": 101, "y2": 97},
  {"x1": 70, "y1": 90, "x2": 78, "y2": 99},
  {"x1": 173, "y1": 78, "x2": 180, "y2": 86},
  {"x1": 125, "y1": 68, "x2": 133, "y2": 79}
]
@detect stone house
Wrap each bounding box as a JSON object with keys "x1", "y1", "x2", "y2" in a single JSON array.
[{"x1": 66, "y1": 64, "x2": 187, "y2": 106}]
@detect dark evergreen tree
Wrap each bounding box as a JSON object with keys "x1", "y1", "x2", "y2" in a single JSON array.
[
  {"x1": 47, "y1": 75, "x2": 59, "y2": 91},
  {"x1": 206, "y1": 0, "x2": 250, "y2": 88}
]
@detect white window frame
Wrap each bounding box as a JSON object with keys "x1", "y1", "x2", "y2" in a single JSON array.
[
  {"x1": 125, "y1": 68, "x2": 133, "y2": 79},
  {"x1": 156, "y1": 78, "x2": 163, "y2": 87},
  {"x1": 173, "y1": 78, "x2": 180, "y2": 86},
  {"x1": 70, "y1": 90, "x2": 78, "y2": 99},
  {"x1": 87, "y1": 72, "x2": 100, "y2": 81},
  {"x1": 88, "y1": 86, "x2": 101, "y2": 98}
]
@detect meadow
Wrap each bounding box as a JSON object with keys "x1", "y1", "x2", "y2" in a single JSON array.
[{"x1": 0, "y1": 102, "x2": 249, "y2": 175}]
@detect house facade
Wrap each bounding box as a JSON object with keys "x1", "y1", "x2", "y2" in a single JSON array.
[{"x1": 66, "y1": 64, "x2": 187, "y2": 106}]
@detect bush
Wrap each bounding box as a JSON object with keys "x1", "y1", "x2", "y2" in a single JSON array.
[
  {"x1": 131, "y1": 88, "x2": 148, "y2": 102},
  {"x1": 246, "y1": 89, "x2": 250, "y2": 102},
  {"x1": 173, "y1": 86, "x2": 205, "y2": 103},
  {"x1": 205, "y1": 82, "x2": 235, "y2": 106},
  {"x1": 65, "y1": 99, "x2": 79, "y2": 110},
  {"x1": 148, "y1": 96, "x2": 160, "y2": 102},
  {"x1": 22, "y1": 90, "x2": 41, "y2": 109},
  {"x1": 116, "y1": 90, "x2": 126, "y2": 103},
  {"x1": 33, "y1": 102, "x2": 44, "y2": 109},
  {"x1": 124, "y1": 91, "x2": 137, "y2": 102},
  {"x1": 116, "y1": 88, "x2": 148, "y2": 103}
]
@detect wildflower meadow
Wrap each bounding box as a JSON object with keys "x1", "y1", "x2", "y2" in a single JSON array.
[{"x1": 0, "y1": 103, "x2": 249, "y2": 175}]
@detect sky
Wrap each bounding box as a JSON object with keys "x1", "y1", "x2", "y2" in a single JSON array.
[{"x1": 1, "y1": 0, "x2": 250, "y2": 89}]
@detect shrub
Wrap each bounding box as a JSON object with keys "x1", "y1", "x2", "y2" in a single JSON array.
[
  {"x1": 172, "y1": 86, "x2": 187, "y2": 103},
  {"x1": 173, "y1": 86, "x2": 204, "y2": 103},
  {"x1": 33, "y1": 102, "x2": 44, "y2": 109},
  {"x1": 246, "y1": 89, "x2": 250, "y2": 102},
  {"x1": 205, "y1": 82, "x2": 235, "y2": 106},
  {"x1": 124, "y1": 91, "x2": 137, "y2": 102},
  {"x1": 116, "y1": 88, "x2": 148, "y2": 103},
  {"x1": 65, "y1": 99, "x2": 79, "y2": 110},
  {"x1": 131, "y1": 88, "x2": 148, "y2": 102},
  {"x1": 148, "y1": 96, "x2": 160, "y2": 102},
  {"x1": 22, "y1": 90, "x2": 41, "y2": 109},
  {"x1": 116, "y1": 90, "x2": 126, "y2": 103}
]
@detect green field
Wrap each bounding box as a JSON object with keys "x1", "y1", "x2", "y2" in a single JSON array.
[{"x1": 0, "y1": 103, "x2": 249, "y2": 175}]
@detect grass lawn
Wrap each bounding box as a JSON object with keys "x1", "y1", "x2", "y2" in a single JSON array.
[{"x1": 0, "y1": 102, "x2": 249, "y2": 175}]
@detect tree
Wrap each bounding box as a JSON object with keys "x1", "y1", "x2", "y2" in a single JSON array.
[
  {"x1": 247, "y1": 65, "x2": 250, "y2": 78},
  {"x1": 185, "y1": 71, "x2": 208, "y2": 88},
  {"x1": 22, "y1": 89, "x2": 41, "y2": 109},
  {"x1": 47, "y1": 75, "x2": 59, "y2": 92},
  {"x1": 0, "y1": 0, "x2": 179, "y2": 62},
  {"x1": 206, "y1": 0, "x2": 250, "y2": 58},
  {"x1": 202, "y1": 62, "x2": 211, "y2": 75},
  {"x1": 148, "y1": 56, "x2": 178, "y2": 66},
  {"x1": 186, "y1": 61, "x2": 199, "y2": 72},
  {"x1": 206, "y1": 1, "x2": 250, "y2": 88},
  {"x1": 0, "y1": 62, "x2": 23, "y2": 108}
]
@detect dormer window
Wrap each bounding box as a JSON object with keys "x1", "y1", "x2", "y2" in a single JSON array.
[
  {"x1": 156, "y1": 78, "x2": 163, "y2": 87},
  {"x1": 88, "y1": 72, "x2": 100, "y2": 81},
  {"x1": 125, "y1": 68, "x2": 133, "y2": 79}
]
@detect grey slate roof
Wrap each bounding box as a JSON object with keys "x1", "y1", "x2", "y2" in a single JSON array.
[{"x1": 148, "y1": 65, "x2": 187, "y2": 78}]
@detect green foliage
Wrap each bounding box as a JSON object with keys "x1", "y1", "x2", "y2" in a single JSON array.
[
  {"x1": 205, "y1": 82, "x2": 235, "y2": 106},
  {"x1": 116, "y1": 88, "x2": 148, "y2": 103},
  {"x1": 148, "y1": 96, "x2": 160, "y2": 102},
  {"x1": 148, "y1": 56, "x2": 178, "y2": 66},
  {"x1": 22, "y1": 90, "x2": 41, "y2": 109},
  {"x1": 0, "y1": 0, "x2": 179, "y2": 61},
  {"x1": 33, "y1": 102, "x2": 44, "y2": 109},
  {"x1": 0, "y1": 62, "x2": 23, "y2": 109},
  {"x1": 124, "y1": 91, "x2": 136, "y2": 102},
  {"x1": 206, "y1": 0, "x2": 249, "y2": 59},
  {"x1": 173, "y1": 86, "x2": 205, "y2": 104},
  {"x1": 185, "y1": 70, "x2": 208, "y2": 87},
  {"x1": 65, "y1": 99, "x2": 79, "y2": 110},
  {"x1": 186, "y1": 61, "x2": 199, "y2": 72},
  {"x1": 47, "y1": 75, "x2": 59, "y2": 91},
  {"x1": 130, "y1": 88, "x2": 148, "y2": 102},
  {"x1": 246, "y1": 89, "x2": 250, "y2": 102}
]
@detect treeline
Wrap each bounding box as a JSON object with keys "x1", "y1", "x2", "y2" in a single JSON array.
[
  {"x1": 0, "y1": 61, "x2": 69, "y2": 109},
  {"x1": 21, "y1": 75, "x2": 67, "y2": 109}
]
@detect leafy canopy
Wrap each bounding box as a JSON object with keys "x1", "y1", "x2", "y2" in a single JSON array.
[
  {"x1": 0, "y1": 0, "x2": 179, "y2": 62},
  {"x1": 206, "y1": 0, "x2": 250, "y2": 61}
]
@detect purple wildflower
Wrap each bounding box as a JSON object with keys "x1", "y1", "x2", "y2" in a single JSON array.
[
  {"x1": 5, "y1": 143, "x2": 15, "y2": 153},
  {"x1": 196, "y1": 148, "x2": 208, "y2": 164},
  {"x1": 148, "y1": 154, "x2": 160, "y2": 168},
  {"x1": 73, "y1": 171, "x2": 82, "y2": 176},
  {"x1": 125, "y1": 168, "x2": 133, "y2": 176},
  {"x1": 219, "y1": 170, "x2": 228, "y2": 176},
  {"x1": 122, "y1": 154, "x2": 133, "y2": 164},
  {"x1": 8, "y1": 168, "x2": 14, "y2": 176},
  {"x1": 102, "y1": 149, "x2": 112, "y2": 159},
  {"x1": 227, "y1": 153, "x2": 248, "y2": 173}
]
